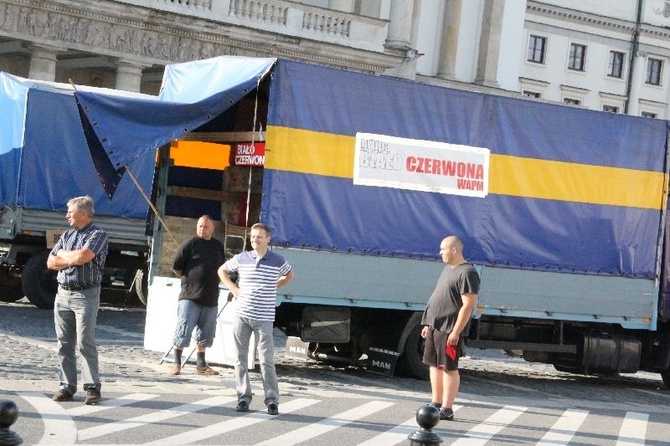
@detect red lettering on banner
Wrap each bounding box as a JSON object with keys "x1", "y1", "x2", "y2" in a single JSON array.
[
  {"x1": 406, "y1": 156, "x2": 484, "y2": 180},
  {"x1": 457, "y1": 179, "x2": 484, "y2": 190}
]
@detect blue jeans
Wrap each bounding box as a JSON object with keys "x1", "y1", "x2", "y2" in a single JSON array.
[
  {"x1": 233, "y1": 316, "x2": 279, "y2": 406},
  {"x1": 53, "y1": 286, "x2": 101, "y2": 394},
  {"x1": 172, "y1": 299, "x2": 218, "y2": 348}
]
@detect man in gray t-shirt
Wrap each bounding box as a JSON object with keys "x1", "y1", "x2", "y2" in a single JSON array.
[{"x1": 421, "y1": 236, "x2": 480, "y2": 421}]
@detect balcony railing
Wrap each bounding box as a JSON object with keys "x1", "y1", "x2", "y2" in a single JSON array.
[{"x1": 118, "y1": 0, "x2": 387, "y2": 52}]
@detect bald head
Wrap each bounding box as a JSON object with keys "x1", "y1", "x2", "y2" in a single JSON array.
[{"x1": 439, "y1": 236, "x2": 466, "y2": 266}]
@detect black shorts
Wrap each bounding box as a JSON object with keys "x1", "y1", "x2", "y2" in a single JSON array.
[{"x1": 422, "y1": 327, "x2": 460, "y2": 371}]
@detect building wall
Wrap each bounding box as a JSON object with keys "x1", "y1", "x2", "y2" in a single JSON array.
[{"x1": 1, "y1": 0, "x2": 669, "y2": 117}]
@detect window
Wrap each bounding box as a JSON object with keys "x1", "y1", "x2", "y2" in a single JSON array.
[
  {"x1": 527, "y1": 35, "x2": 546, "y2": 64},
  {"x1": 523, "y1": 90, "x2": 542, "y2": 99},
  {"x1": 564, "y1": 98, "x2": 581, "y2": 106},
  {"x1": 568, "y1": 43, "x2": 587, "y2": 71},
  {"x1": 646, "y1": 58, "x2": 663, "y2": 85},
  {"x1": 641, "y1": 111, "x2": 657, "y2": 119},
  {"x1": 607, "y1": 51, "x2": 624, "y2": 78},
  {"x1": 603, "y1": 105, "x2": 619, "y2": 113}
]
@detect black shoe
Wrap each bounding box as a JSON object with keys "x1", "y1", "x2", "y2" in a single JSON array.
[
  {"x1": 439, "y1": 407, "x2": 454, "y2": 421},
  {"x1": 267, "y1": 403, "x2": 279, "y2": 415},
  {"x1": 52, "y1": 389, "x2": 73, "y2": 402},
  {"x1": 235, "y1": 400, "x2": 249, "y2": 412},
  {"x1": 85, "y1": 389, "x2": 101, "y2": 405}
]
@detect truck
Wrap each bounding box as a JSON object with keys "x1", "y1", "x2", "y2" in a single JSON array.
[
  {"x1": 0, "y1": 73, "x2": 156, "y2": 309},
  {"x1": 57, "y1": 55, "x2": 670, "y2": 388}
]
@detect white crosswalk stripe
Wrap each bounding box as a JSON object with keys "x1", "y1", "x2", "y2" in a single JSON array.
[
  {"x1": 255, "y1": 400, "x2": 395, "y2": 446},
  {"x1": 22, "y1": 392, "x2": 77, "y2": 445},
  {"x1": 616, "y1": 411, "x2": 649, "y2": 446},
  {"x1": 16, "y1": 392, "x2": 659, "y2": 445},
  {"x1": 451, "y1": 405, "x2": 527, "y2": 446},
  {"x1": 147, "y1": 398, "x2": 320, "y2": 445},
  {"x1": 68, "y1": 393, "x2": 159, "y2": 417},
  {"x1": 78, "y1": 395, "x2": 236, "y2": 441},
  {"x1": 358, "y1": 404, "x2": 463, "y2": 446},
  {"x1": 537, "y1": 408, "x2": 589, "y2": 445}
]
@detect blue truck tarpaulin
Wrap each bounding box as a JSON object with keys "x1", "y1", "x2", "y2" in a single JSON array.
[
  {"x1": 74, "y1": 57, "x2": 275, "y2": 197},
  {"x1": 0, "y1": 72, "x2": 155, "y2": 218},
  {"x1": 262, "y1": 59, "x2": 669, "y2": 279},
  {"x1": 65, "y1": 56, "x2": 670, "y2": 278}
]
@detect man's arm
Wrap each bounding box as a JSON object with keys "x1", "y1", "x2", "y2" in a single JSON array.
[
  {"x1": 46, "y1": 248, "x2": 95, "y2": 271},
  {"x1": 447, "y1": 293, "x2": 477, "y2": 345},
  {"x1": 277, "y1": 270, "x2": 294, "y2": 288},
  {"x1": 172, "y1": 269, "x2": 184, "y2": 278},
  {"x1": 217, "y1": 264, "x2": 240, "y2": 297}
]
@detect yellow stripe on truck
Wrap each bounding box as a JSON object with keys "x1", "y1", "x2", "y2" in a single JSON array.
[{"x1": 266, "y1": 126, "x2": 665, "y2": 210}]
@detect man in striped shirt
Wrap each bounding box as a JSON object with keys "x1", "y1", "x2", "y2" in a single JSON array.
[
  {"x1": 47, "y1": 195, "x2": 108, "y2": 405},
  {"x1": 218, "y1": 223, "x2": 294, "y2": 416}
]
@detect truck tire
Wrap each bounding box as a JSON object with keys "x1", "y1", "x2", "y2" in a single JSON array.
[
  {"x1": 0, "y1": 267, "x2": 24, "y2": 302},
  {"x1": 22, "y1": 250, "x2": 58, "y2": 309},
  {"x1": 396, "y1": 317, "x2": 429, "y2": 380},
  {"x1": 662, "y1": 369, "x2": 670, "y2": 390},
  {"x1": 133, "y1": 268, "x2": 148, "y2": 306}
]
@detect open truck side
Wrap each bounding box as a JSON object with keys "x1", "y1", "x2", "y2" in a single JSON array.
[
  {"x1": 73, "y1": 56, "x2": 670, "y2": 387},
  {"x1": 0, "y1": 73, "x2": 155, "y2": 308}
]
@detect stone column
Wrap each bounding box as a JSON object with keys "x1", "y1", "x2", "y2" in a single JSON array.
[
  {"x1": 385, "y1": 0, "x2": 415, "y2": 50},
  {"x1": 436, "y1": 0, "x2": 463, "y2": 80},
  {"x1": 474, "y1": 0, "x2": 503, "y2": 88},
  {"x1": 28, "y1": 45, "x2": 61, "y2": 81},
  {"x1": 115, "y1": 59, "x2": 148, "y2": 92}
]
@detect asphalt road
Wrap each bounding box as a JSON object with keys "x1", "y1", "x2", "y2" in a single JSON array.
[{"x1": 1, "y1": 299, "x2": 669, "y2": 445}]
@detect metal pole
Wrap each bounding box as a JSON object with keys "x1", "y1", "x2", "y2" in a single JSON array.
[
  {"x1": 408, "y1": 404, "x2": 443, "y2": 446},
  {"x1": 0, "y1": 400, "x2": 23, "y2": 446}
]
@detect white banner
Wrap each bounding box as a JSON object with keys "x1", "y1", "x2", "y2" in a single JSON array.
[{"x1": 353, "y1": 133, "x2": 490, "y2": 197}]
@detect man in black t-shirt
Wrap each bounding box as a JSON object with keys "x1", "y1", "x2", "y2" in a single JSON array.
[
  {"x1": 169, "y1": 215, "x2": 225, "y2": 376},
  {"x1": 421, "y1": 236, "x2": 480, "y2": 421}
]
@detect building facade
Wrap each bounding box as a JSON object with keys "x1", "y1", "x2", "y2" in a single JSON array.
[{"x1": 1, "y1": 0, "x2": 669, "y2": 117}]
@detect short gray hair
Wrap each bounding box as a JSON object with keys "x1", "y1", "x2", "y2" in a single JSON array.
[{"x1": 67, "y1": 195, "x2": 95, "y2": 217}]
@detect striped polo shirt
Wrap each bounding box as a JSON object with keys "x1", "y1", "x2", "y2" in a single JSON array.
[
  {"x1": 51, "y1": 222, "x2": 108, "y2": 289},
  {"x1": 224, "y1": 250, "x2": 292, "y2": 321}
]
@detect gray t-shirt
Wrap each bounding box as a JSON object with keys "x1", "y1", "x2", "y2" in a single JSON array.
[{"x1": 421, "y1": 263, "x2": 480, "y2": 333}]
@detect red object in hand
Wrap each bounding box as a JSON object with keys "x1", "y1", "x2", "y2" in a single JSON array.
[{"x1": 446, "y1": 344, "x2": 458, "y2": 360}]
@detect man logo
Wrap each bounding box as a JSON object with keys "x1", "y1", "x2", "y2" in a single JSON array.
[{"x1": 371, "y1": 360, "x2": 392, "y2": 370}]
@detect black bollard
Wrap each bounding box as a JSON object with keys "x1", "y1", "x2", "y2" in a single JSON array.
[
  {"x1": 408, "y1": 404, "x2": 443, "y2": 446},
  {"x1": 0, "y1": 400, "x2": 23, "y2": 446}
]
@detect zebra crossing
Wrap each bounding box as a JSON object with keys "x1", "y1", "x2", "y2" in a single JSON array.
[{"x1": 12, "y1": 391, "x2": 663, "y2": 445}]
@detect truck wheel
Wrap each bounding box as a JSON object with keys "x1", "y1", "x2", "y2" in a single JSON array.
[
  {"x1": 396, "y1": 318, "x2": 429, "y2": 380},
  {"x1": 22, "y1": 250, "x2": 57, "y2": 309},
  {"x1": 0, "y1": 267, "x2": 24, "y2": 302},
  {"x1": 662, "y1": 369, "x2": 670, "y2": 390},
  {"x1": 133, "y1": 268, "x2": 148, "y2": 306}
]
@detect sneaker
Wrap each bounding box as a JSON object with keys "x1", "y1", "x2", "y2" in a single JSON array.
[
  {"x1": 267, "y1": 403, "x2": 279, "y2": 415},
  {"x1": 52, "y1": 389, "x2": 73, "y2": 402},
  {"x1": 235, "y1": 400, "x2": 249, "y2": 412},
  {"x1": 170, "y1": 364, "x2": 181, "y2": 375},
  {"x1": 195, "y1": 364, "x2": 219, "y2": 375},
  {"x1": 85, "y1": 389, "x2": 101, "y2": 405},
  {"x1": 439, "y1": 407, "x2": 454, "y2": 421}
]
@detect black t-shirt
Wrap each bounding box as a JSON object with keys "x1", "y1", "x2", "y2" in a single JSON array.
[
  {"x1": 421, "y1": 263, "x2": 480, "y2": 333},
  {"x1": 172, "y1": 236, "x2": 225, "y2": 307}
]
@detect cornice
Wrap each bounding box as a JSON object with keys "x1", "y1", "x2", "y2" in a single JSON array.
[
  {"x1": 0, "y1": 0, "x2": 402, "y2": 73},
  {"x1": 526, "y1": 1, "x2": 670, "y2": 40}
]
